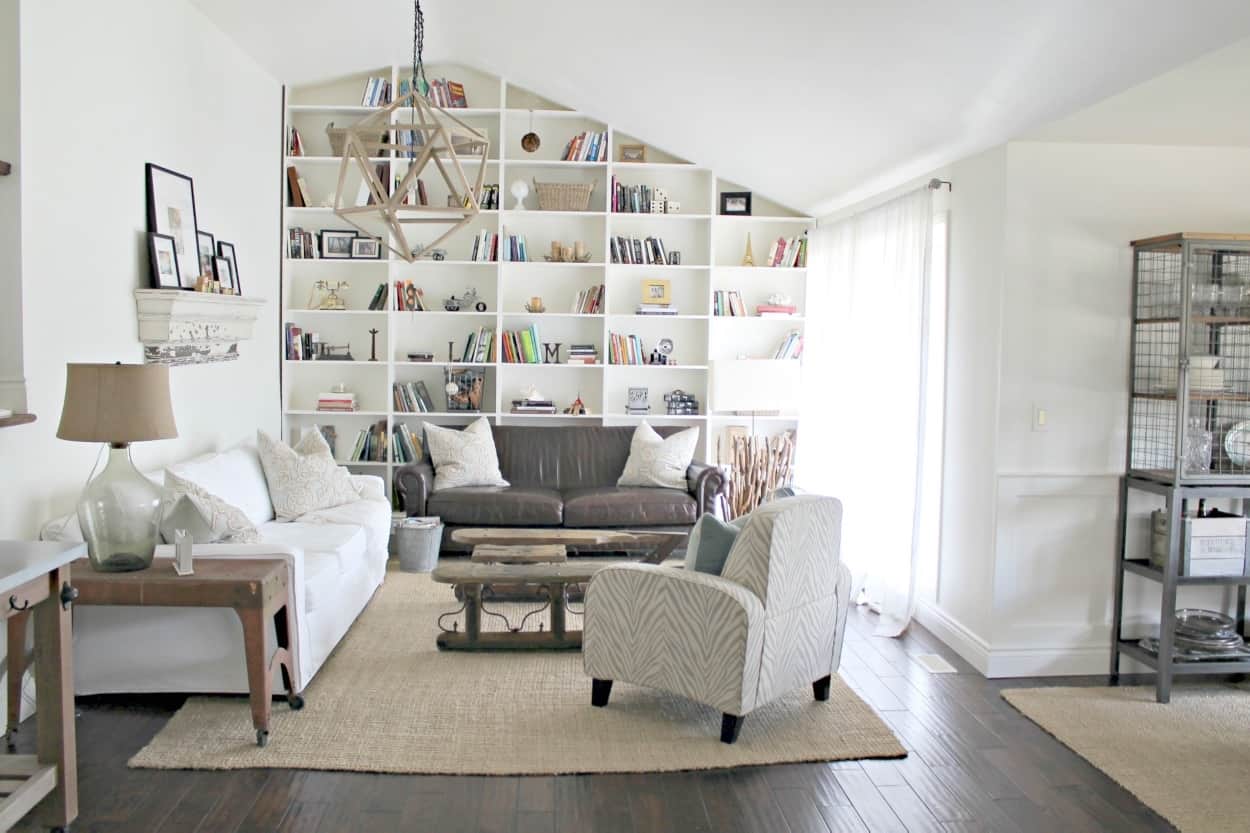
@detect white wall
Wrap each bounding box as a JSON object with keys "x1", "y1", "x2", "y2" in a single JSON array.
[
  {"x1": 0, "y1": 0, "x2": 23, "y2": 413},
  {"x1": 0, "y1": 0, "x2": 282, "y2": 540}
]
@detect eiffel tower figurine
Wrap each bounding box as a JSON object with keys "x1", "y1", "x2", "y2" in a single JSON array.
[{"x1": 741, "y1": 232, "x2": 756, "y2": 267}]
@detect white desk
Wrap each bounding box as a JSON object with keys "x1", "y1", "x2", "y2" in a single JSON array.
[{"x1": 0, "y1": 541, "x2": 82, "y2": 833}]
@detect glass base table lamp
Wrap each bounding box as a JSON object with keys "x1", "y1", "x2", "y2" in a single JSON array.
[{"x1": 56, "y1": 363, "x2": 178, "y2": 571}]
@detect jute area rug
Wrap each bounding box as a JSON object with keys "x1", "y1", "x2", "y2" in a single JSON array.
[
  {"x1": 1003, "y1": 683, "x2": 1250, "y2": 833},
  {"x1": 131, "y1": 567, "x2": 904, "y2": 775}
]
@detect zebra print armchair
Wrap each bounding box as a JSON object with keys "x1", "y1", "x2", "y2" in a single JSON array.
[{"x1": 582, "y1": 495, "x2": 852, "y2": 743}]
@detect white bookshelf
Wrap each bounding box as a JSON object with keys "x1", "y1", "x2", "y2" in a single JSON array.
[{"x1": 281, "y1": 64, "x2": 811, "y2": 497}]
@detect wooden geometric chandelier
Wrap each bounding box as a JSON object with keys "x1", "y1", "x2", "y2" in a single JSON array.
[{"x1": 333, "y1": 86, "x2": 489, "y2": 263}]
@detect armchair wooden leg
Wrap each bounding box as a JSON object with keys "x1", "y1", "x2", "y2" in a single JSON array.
[
  {"x1": 721, "y1": 713, "x2": 745, "y2": 744},
  {"x1": 813, "y1": 674, "x2": 832, "y2": 702},
  {"x1": 591, "y1": 678, "x2": 613, "y2": 707}
]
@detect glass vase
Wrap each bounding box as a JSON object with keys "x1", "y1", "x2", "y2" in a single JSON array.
[{"x1": 76, "y1": 444, "x2": 162, "y2": 572}]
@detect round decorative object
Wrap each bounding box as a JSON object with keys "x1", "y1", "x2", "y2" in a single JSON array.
[
  {"x1": 511, "y1": 180, "x2": 530, "y2": 210},
  {"x1": 1225, "y1": 420, "x2": 1250, "y2": 465},
  {"x1": 521, "y1": 132, "x2": 541, "y2": 152},
  {"x1": 430, "y1": 248, "x2": 447, "y2": 261},
  {"x1": 475, "y1": 301, "x2": 488, "y2": 312},
  {"x1": 445, "y1": 382, "x2": 459, "y2": 396},
  {"x1": 1176, "y1": 608, "x2": 1235, "y2": 634},
  {"x1": 657, "y1": 338, "x2": 674, "y2": 355}
]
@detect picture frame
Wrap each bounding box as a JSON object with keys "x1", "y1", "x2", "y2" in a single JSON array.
[
  {"x1": 720, "y1": 191, "x2": 752, "y2": 216},
  {"x1": 213, "y1": 255, "x2": 235, "y2": 293},
  {"x1": 196, "y1": 231, "x2": 216, "y2": 279},
  {"x1": 145, "y1": 163, "x2": 200, "y2": 289},
  {"x1": 147, "y1": 232, "x2": 184, "y2": 290},
  {"x1": 216, "y1": 241, "x2": 241, "y2": 295},
  {"x1": 320, "y1": 229, "x2": 357, "y2": 259},
  {"x1": 641, "y1": 279, "x2": 672, "y2": 305},
  {"x1": 619, "y1": 144, "x2": 646, "y2": 163},
  {"x1": 351, "y1": 236, "x2": 382, "y2": 259}
]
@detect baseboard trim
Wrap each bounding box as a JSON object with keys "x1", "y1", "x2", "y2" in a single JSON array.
[
  {"x1": 984, "y1": 645, "x2": 1110, "y2": 678},
  {"x1": 914, "y1": 601, "x2": 990, "y2": 675}
]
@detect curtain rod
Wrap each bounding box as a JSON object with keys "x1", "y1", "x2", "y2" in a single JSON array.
[{"x1": 928, "y1": 178, "x2": 952, "y2": 192}]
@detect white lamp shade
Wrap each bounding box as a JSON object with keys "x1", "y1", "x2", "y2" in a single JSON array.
[{"x1": 710, "y1": 359, "x2": 800, "y2": 413}]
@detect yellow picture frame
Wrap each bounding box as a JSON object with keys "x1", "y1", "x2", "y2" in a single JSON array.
[{"x1": 640, "y1": 279, "x2": 672, "y2": 305}]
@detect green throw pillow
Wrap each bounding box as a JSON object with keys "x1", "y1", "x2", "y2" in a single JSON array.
[{"x1": 684, "y1": 514, "x2": 743, "y2": 576}]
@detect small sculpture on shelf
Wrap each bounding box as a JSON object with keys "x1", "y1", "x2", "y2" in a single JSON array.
[
  {"x1": 565, "y1": 395, "x2": 588, "y2": 416},
  {"x1": 511, "y1": 180, "x2": 530, "y2": 210},
  {"x1": 627, "y1": 386, "x2": 650, "y2": 416},
  {"x1": 309, "y1": 280, "x2": 350, "y2": 310},
  {"x1": 368, "y1": 328, "x2": 380, "y2": 362},
  {"x1": 524, "y1": 296, "x2": 546, "y2": 313},
  {"x1": 647, "y1": 337, "x2": 676, "y2": 366},
  {"x1": 544, "y1": 240, "x2": 591, "y2": 263},
  {"x1": 543, "y1": 342, "x2": 561, "y2": 364},
  {"x1": 768, "y1": 291, "x2": 794, "y2": 307},
  {"x1": 318, "y1": 343, "x2": 354, "y2": 361},
  {"x1": 664, "y1": 389, "x2": 699, "y2": 416},
  {"x1": 741, "y1": 233, "x2": 756, "y2": 267},
  {"x1": 443, "y1": 288, "x2": 488, "y2": 312}
]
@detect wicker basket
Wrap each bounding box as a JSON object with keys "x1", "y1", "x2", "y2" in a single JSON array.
[
  {"x1": 533, "y1": 179, "x2": 595, "y2": 212},
  {"x1": 326, "y1": 123, "x2": 390, "y2": 157}
]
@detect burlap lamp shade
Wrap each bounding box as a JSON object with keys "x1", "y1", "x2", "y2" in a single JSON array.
[{"x1": 57, "y1": 363, "x2": 177, "y2": 444}]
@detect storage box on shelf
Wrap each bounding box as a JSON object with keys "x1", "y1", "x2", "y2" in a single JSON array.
[
  {"x1": 1111, "y1": 233, "x2": 1250, "y2": 704},
  {"x1": 280, "y1": 62, "x2": 811, "y2": 477}
]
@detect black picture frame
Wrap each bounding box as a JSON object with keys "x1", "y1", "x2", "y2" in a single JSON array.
[
  {"x1": 147, "y1": 232, "x2": 184, "y2": 290},
  {"x1": 321, "y1": 229, "x2": 357, "y2": 259},
  {"x1": 145, "y1": 163, "x2": 200, "y2": 289},
  {"x1": 351, "y1": 237, "x2": 381, "y2": 259},
  {"x1": 196, "y1": 230, "x2": 216, "y2": 279},
  {"x1": 213, "y1": 255, "x2": 235, "y2": 292},
  {"x1": 719, "y1": 191, "x2": 752, "y2": 216},
  {"x1": 216, "y1": 241, "x2": 241, "y2": 295}
]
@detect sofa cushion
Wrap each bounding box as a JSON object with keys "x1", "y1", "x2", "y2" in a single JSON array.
[
  {"x1": 428, "y1": 487, "x2": 563, "y2": 526},
  {"x1": 297, "y1": 498, "x2": 392, "y2": 557},
  {"x1": 257, "y1": 430, "x2": 361, "y2": 521},
  {"x1": 424, "y1": 418, "x2": 509, "y2": 491},
  {"x1": 563, "y1": 487, "x2": 697, "y2": 528},
  {"x1": 618, "y1": 423, "x2": 699, "y2": 490},
  {"x1": 257, "y1": 521, "x2": 367, "y2": 587},
  {"x1": 165, "y1": 470, "x2": 262, "y2": 544},
  {"x1": 683, "y1": 513, "x2": 743, "y2": 575},
  {"x1": 167, "y1": 446, "x2": 274, "y2": 526}
]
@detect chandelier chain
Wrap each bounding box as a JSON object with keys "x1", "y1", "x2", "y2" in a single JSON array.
[{"x1": 411, "y1": 0, "x2": 428, "y2": 100}]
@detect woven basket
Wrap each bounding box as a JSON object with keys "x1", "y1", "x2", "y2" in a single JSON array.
[
  {"x1": 326, "y1": 123, "x2": 389, "y2": 157},
  {"x1": 533, "y1": 179, "x2": 595, "y2": 212}
]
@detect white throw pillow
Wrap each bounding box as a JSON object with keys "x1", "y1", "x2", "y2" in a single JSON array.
[
  {"x1": 257, "y1": 430, "x2": 361, "y2": 521},
  {"x1": 423, "y1": 417, "x2": 509, "y2": 492},
  {"x1": 165, "y1": 470, "x2": 262, "y2": 543},
  {"x1": 166, "y1": 446, "x2": 274, "y2": 526},
  {"x1": 618, "y1": 422, "x2": 699, "y2": 490}
]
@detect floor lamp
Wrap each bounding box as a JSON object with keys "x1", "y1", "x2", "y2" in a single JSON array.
[{"x1": 709, "y1": 359, "x2": 800, "y2": 518}]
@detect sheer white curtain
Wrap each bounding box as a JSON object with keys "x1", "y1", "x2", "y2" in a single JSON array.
[{"x1": 798, "y1": 188, "x2": 934, "y2": 636}]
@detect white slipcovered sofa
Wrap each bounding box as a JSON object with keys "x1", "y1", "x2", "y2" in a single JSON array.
[{"x1": 44, "y1": 444, "x2": 390, "y2": 695}]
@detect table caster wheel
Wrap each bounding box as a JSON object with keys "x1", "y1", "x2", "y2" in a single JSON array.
[
  {"x1": 256, "y1": 730, "x2": 269, "y2": 748},
  {"x1": 287, "y1": 693, "x2": 305, "y2": 710}
]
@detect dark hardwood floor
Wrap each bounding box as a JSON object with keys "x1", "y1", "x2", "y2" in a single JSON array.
[{"x1": 15, "y1": 607, "x2": 1178, "y2": 833}]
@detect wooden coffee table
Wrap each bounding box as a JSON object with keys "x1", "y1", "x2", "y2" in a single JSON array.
[
  {"x1": 7, "y1": 557, "x2": 303, "y2": 748},
  {"x1": 451, "y1": 528, "x2": 686, "y2": 564}
]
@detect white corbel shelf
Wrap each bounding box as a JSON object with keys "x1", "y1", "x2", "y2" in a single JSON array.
[{"x1": 135, "y1": 289, "x2": 266, "y2": 366}]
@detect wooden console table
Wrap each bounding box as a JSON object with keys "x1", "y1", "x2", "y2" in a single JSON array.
[
  {"x1": 0, "y1": 541, "x2": 82, "y2": 833},
  {"x1": 7, "y1": 558, "x2": 302, "y2": 748}
]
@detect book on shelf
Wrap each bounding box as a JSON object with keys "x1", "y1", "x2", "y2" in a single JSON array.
[
  {"x1": 773, "y1": 330, "x2": 804, "y2": 360},
  {"x1": 713, "y1": 290, "x2": 748, "y2": 317},
  {"x1": 567, "y1": 343, "x2": 599, "y2": 365},
  {"x1": 756, "y1": 304, "x2": 798, "y2": 317},
  {"x1": 424, "y1": 77, "x2": 468, "y2": 109},
  {"x1": 478, "y1": 184, "x2": 499, "y2": 210},
  {"x1": 570, "y1": 285, "x2": 604, "y2": 314},
  {"x1": 470, "y1": 229, "x2": 499, "y2": 262},
  {"x1": 637, "y1": 303, "x2": 678, "y2": 316},
  {"x1": 394, "y1": 281, "x2": 428, "y2": 311},
  {"x1": 367, "y1": 283, "x2": 389, "y2": 310},
  {"x1": 608, "y1": 332, "x2": 648, "y2": 365},
  {"x1": 284, "y1": 323, "x2": 325, "y2": 360},
  {"x1": 287, "y1": 126, "x2": 304, "y2": 157},
  {"x1": 501, "y1": 325, "x2": 542, "y2": 364},
  {"x1": 610, "y1": 235, "x2": 673, "y2": 265},
  {"x1": 286, "y1": 166, "x2": 309, "y2": 208},
  {"x1": 499, "y1": 227, "x2": 529, "y2": 262},
  {"x1": 511, "y1": 400, "x2": 557, "y2": 414},
  {"x1": 350, "y1": 420, "x2": 389, "y2": 462},
  {"x1": 765, "y1": 233, "x2": 808, "y2": 268},
  {"x1": 287, "y1": 227, "x2": 318, "y2": 259},
  {"x1": 392, "y1": 381, "x2": 436, "y2": 413},
  {"x1": 391, "y1": 423, "x2": 422, "y2": 463},
  {"x1": 610, "y1": 178, "x2": 677, "y2": 214},
  {"x1": 561, "y1": 131, "x2": 607, "y2": 162},
  {"x1": 462, "y1": 327, "x2": 496, "y2": 363},
  {"x1": 361, "y1": 77, "x2": 392, "y2": 108},
  {"x1": 317, "y1": 392, "x2": 358, "y2": 412}
]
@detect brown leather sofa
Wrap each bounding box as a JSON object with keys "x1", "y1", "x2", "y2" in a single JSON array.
[{"x1": 395, "y1": 425, "x2": 727, "y2": 550}]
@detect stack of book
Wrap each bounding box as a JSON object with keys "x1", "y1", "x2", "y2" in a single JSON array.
[
  {"x1": 764, "y1": 235, "x2": 808, "y2": 268},
  {"x1": 360, "y1": 77, "x2": 392, "y2": 107},
  {"x1": 561, "y1": 131, "x2": 607, "y2": 162},
  {"x1": 317, "y1": 391, "x2": 358, "y2": 412},
  {"x1": 637, "y1": 299, "x2": 678, "y2": 316},
  {"x1": 287, "y1": 227, "x2": 318, "y2": 259},
  {"x1": 393, "y1": 280, "x2": 428, "y2": 311},
  {"x1": 470, "y1": 229, "x2": 499, "y2": 262},
  {"x1": 478, "y1": 184, "x2": 500, "y2": 209},
  {"x1": 350, "y1": 421, "x2": 388, "y2": 462},
  {"x1": 608, "y1": 333, "x2": 647, "y2": 365},
  {"x1": 511, "y1": 398, "x2": 557, "y2": 415},
  {"x1": 393, "y1": 381, "x2": 436, "y2": 413},
  {"x1": 500, "y1": 325, "x2": 542, "y2": 364},
  {"x1": 499, "y1": 228, "x2": 530, "y2": 262},
  {"x1": 610, "y1": 236, "x2": 673, "y2": 265},
  {"x1": 567, "y1": 344, "x2": 599, "y2": 365},
  {"x1": 611, "y1": 180, "x2": 663, "y2": 213},
  {"x1": 284, "y1": 324, "x2": 320, "y2": 360},
  {"x1": 425, "y1": 78, "x2": 468, "y2": 108},
  {"x1": 367, "y1": 283, "x2": 389, "y2": 310},
  {"x1": 391, "y1": 423, "x2": 422, "y2": 463},
  {"x1": 570, "y1": 285, "x2": 604, "y2": 314},
  {"x1": 756, "y1": 303, "x2": 798, "y2": 317},
  {"x1": 773, "y1": 330, "x2": 804, "y2": 360},
  {"x1": 461, "y1": 328, "x2": 496, "y2": 363},
  {"x1": 713, "y1": 290, "x2": 747, "y2": 317}
]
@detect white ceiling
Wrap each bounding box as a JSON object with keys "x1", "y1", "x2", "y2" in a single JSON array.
[{"x1": 192, "y1": 0, "x2": 1250, "y2": 216}]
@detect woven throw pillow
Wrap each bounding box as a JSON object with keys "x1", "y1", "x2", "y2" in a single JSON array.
[
  {"x1": 683, "y1": 513, "x2": 744, "y2": 576},
  {"x1": 257, "y1": 430, "x2": 361, "y2": 521},
  {"x1": 423, "y1": 417, "x2": 509, "y2": 492},
  {"x1": 617, "y1": 422, "x2": 699, "y2": 490},
  {"x1": 164, "y1": 470, "x2": 262, "y2": 543}
]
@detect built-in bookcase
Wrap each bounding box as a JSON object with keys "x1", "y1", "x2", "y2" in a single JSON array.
[{"x1": 281, "y1": 64, "x2": 812, "y2": 498}]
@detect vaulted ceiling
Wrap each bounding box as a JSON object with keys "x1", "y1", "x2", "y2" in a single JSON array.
[{"x1": 192, "y1": 0, "x2": 1250, "y2": 215}]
